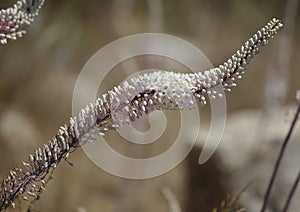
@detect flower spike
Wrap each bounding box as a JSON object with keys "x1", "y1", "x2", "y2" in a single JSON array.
[
  {"x1": 0, "y1": 0, "x2": 45, "y2": 45},
  {"x1": 0, "y1": 18, "x2": 283, "y2": 211}
]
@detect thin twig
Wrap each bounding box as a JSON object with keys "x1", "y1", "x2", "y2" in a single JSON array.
[
  {"x1": 260, "y1": 104, "x2": 300, "y2": 212},
  {"x1": 212, "y1": 182, "x2": 251, "y2": 212},
  {"x1": 282, "y1": 168, "x2": 300, "y2": 212}
]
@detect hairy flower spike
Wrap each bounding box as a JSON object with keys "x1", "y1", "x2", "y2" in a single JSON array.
[
  {"x1": 0, "y1": 0, "x2": 45, "y2": 45},
  {"x1": 0, "y1": 18, "x2": 282, "y2": 211}
]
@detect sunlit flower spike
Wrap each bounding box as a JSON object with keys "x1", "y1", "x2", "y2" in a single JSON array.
[{"x1": 0, "y1": 18, "x2": 283, "y2": 211}]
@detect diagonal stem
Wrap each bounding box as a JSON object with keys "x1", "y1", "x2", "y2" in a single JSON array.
[
  {"x1": 260, "y1": 104, "x2": 300, "y2": 212},
  {"x1": 282, "y1": 168, "x2": 300, "y2": 212}
]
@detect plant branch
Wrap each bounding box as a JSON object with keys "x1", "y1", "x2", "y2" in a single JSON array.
[
  {"x1": 260, "y1": 103, "x2": 300, "y2": 212},
  {"x1": 282, "y1": 168, "x2": 300, "y2": 212}
]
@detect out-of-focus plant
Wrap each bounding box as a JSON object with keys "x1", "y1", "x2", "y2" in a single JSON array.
[{"x1": 212, "y1": 183, "x2": 252, "y2": 212}]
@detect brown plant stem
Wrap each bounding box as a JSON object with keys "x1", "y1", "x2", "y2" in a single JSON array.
[
  {"x1": 282, "y1": 168, "x2": 300, "y2": 212},
  {"x1": 260, "y1": 104, "x2": 300, "y2": 212}
]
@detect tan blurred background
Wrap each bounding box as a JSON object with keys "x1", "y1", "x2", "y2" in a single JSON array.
[{"x1": 0, "y1": 0, "x2": 299, "y2": 211}]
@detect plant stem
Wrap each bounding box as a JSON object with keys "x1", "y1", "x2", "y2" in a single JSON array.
[
  {"x1": 282, "y1": 168, "x2": 300, "y2": 212},
  {"x1": 260, "y1": 104, "x2": 300, "y2": 212}
]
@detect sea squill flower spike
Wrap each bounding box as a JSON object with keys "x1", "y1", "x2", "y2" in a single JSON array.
[{"x1": 0, "y1": 18, "x2": 283, "y2": 211}]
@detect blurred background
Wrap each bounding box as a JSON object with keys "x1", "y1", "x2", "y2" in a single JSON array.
[{"x1": 0, "y1": 0, "x2": 299, "y2": 211}]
